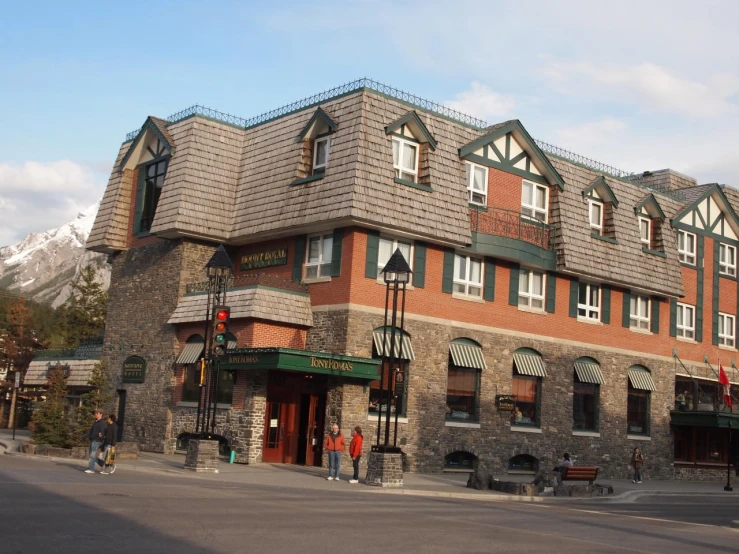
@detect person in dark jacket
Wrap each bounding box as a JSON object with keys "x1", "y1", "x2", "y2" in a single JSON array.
[
  {"x1": 84, "y1": 409, "x2": 106, "y2": 473},
  {"x1": 101, "y1": 415, "x2": 118, "y2": 475}
]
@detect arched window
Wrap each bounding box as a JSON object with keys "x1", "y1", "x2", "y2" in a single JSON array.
[
  {"x1": 627, "y1": 365, "x2": 655, "y2": 436},
  {"x1": 573, "y1": 357, "x2": 603, "y2": 432},
  {"x1": 369, "y1": 327, "x2": 414, "y2": 417},
  {"x1": 508, "y1": 454, "x2": 539, "y2": 473},
  {"x1": 446, "y1": 338, "x2": 485, "y2": 423},
  {"x1": 512, "y1": 348, "x2": 546, "y2": 427},
  {"x1": 444, "y1": 450, "x2": 477, "y2": 471}
]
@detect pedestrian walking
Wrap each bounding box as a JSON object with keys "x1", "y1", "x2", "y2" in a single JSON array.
[
  {"x1": 84, "y1": 409, "x2": 106, "y2": 474},
  {"x1": 630, "y1": 447, "x2": 644, "y2": 484},
  {"x1": 349, "y1": 426, "x2": 363, "y2": 484},
  {"x1": 101, "y1": 415, "x2": 118, "y2": 475},
  {"x1": 324, "y1": 423, "x2": 345, "y2": 481}
]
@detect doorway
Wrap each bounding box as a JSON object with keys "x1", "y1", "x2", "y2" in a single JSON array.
[{"x1": 262, "y1": 372, "x2": 326, "y2": 465}]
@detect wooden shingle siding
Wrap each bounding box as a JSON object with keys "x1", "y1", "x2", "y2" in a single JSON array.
[{"x1": 87, "y1": 143, "x2": 133, "y2": 252}]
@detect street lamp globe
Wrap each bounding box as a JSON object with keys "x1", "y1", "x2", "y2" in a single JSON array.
[{"x1": 381, "y1": 248, "x2": 412, "y2": 285}]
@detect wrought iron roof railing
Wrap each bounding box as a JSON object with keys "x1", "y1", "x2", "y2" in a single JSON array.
[{"x1": 534, "y1": 139, "x2": 634, "y2": 180}]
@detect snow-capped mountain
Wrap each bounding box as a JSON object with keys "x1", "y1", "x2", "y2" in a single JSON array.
[{"x1": 0, "y1": 202, "x2": 110, "y2": 306}]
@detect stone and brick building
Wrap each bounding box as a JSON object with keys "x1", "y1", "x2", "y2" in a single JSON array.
[{"x1": 87, "y1": 79, "x2": 739, "y2": 480}]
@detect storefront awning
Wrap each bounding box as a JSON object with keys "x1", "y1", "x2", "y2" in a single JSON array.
[
  {"x1": 574, "y1": 361, "x2": 603, "y2": 385},
  {"x1": 449, "y1": 342, "x2": 487, "y2": 370},
  {"x1": 372, "y1": 330, "x2": 415, "y2": 360},
  {"x1": 176, "y1": 340, "x2": 204, "y2": 364},
  {"x1": 513, "y1": 352, "x2": 547, "y2": 377},
  {"x1": 628, "y1": 368, "x2": 656, "y2": 391}
]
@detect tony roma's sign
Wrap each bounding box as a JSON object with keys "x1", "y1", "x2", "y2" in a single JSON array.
[
  {"x1": 309, "y1": 356, "x2": 353, "y2": 372},
  {"x1": 240, "y1": 248, "x2": 288, "y2": 271},
  {"x1": 495, "y1": 394, "x2": 515, "y2": 412},
  {"x1": 122, "y1": 356, "x2": 146, "y2": 383}
]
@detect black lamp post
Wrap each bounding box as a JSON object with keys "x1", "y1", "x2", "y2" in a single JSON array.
[
  {"x1": 195, "y1": 245, "x2": 233, "y2": 437},
  {"x1": 375, "y1": 248, "x2": 411, "y2": 452}
]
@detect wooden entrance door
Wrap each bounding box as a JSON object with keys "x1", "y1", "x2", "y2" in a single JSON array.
[
  {"x1": 304, "y1": 394, "x2": 325, "y2": 467},
  {"x1": 262, "y1": 400, "x2": 298, "y2": 464}
]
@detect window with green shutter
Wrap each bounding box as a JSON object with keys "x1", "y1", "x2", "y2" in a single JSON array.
[
  {"x1": 365, "y1": 232, "x2": 380, "y2": 279},
  {"x1": 292, "y1": 235, "x2": 306, "y2": 281},
  {"x1": 442, "y1": 249, "x2": 455, "y2": 294},
  {"x1": 483, "y1": 258, "x2": 495, "y2": 301}
]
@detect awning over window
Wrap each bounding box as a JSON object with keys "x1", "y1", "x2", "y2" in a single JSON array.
[
  {"x1": 449, "y1": 342, "x2": 487, "y2": 370},
  {"x1": 574, "y1": 361, "x2": 604, "y2": 385},
  {"x1": 373, "y1": 329, "x2": 415, "y2": 360},
  {"x1": 176, "y1": 336, "x2": 204, "y2": 364},
  {"x1": 628, "y1": 367, "x2": 656, "y2": 391},
  {"x1": 227, "y1": 333, "x2": 238, "y2": 351},
  {"x1": 513, "y1": 352, "x2": 547, "y2": 377}
]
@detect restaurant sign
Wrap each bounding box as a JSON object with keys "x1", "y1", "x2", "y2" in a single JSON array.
[
  {"x1": 240, "y1": 248, "x2": 288, "y2": 271},
  {"x1": 122, "y1": 356, "x2": 146, "y2": 383},
  {"x1": 495, "y1": 394, "x2": 515, "y2": 412}
]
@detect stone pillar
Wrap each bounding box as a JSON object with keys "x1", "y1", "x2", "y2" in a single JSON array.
[
  {"x1": 184, "y1": 439, "x2": 220, "y2": 473},
  {"x1": 366, "y1": 450, "x2": 403, "y2": 488}
]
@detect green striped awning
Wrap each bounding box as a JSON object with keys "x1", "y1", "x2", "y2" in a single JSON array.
[
  {"x1": 176, "y1": 338, "x2": 204, "y2": 364},
  {"x1": 513, "y1": 352, "x2": 547, "y2": 377},
  {"x1": 449, "y1": 342, "x2": 487, "y2": 370},
  {"x1": 574, "y1": 362, "x2": 604, "y2": 384},
  {"x1": 628, "y1": 368, "x2": 656, "y2": 391},
  {"x1": 373, "y1": 330, "x2": 415, "y2": 360},
  {"x1": 227, "y1": 333, "x2": 238, "y2": 351}
]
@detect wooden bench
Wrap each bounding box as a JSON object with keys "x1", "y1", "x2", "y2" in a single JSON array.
[{"x1": 560, "y1": 466, "x2": 599, "y2": 484}]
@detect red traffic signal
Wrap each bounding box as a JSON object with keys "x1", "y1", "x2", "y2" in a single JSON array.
[
  {"x1": 212, "y1": 305, "x2": 231, "y2": 359},
  {"x1": 216, "y1": 308, "x2": 229, "y2": 321}
]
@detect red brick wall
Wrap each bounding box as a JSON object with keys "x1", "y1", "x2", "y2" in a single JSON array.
[{"x1": 486, "y1": 166, "x2": 524, "y2": 213}]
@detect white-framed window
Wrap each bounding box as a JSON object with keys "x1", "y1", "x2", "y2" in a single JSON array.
[
  {"x1": 521, "y1": 180, "x2": 548, "y2": 223},
  {"x1": 588, "y1": 199, "x2": 603, "y2": 234},
  {"x1": 392, "y1": 137, "x2": 418, "y2": 182},
  {"x1": 518, "y1": 269, "x2": 545, "y2": 310},
  {"x1": 630, "y1": 294, "x2": 650, "y2": 330},
  {"x1": 378, "y1": 237, "x2": 412, "y2": 281},
  {"x1": 676, "y1": 303, "x2": 695, "y2": 340},
  {"x1": 453, "y1": 254, "x2": 483, "y2": 298},
  {"x1": 639, "y1": 217, "x2": 651, "y2": 246},
  {"x1": 677, "y1": 230, "x2": 696, "y2": 265},
  {"x1": 313, "y1": 136, "x2": 330, "y2": 175},
  {"x1": 305, "y1": 234, "x2": 333, "y2": 278},
  {"x1": 465, "y1": 162, "x2": 488, "y2": 206},
  {"x1": 719, "y1": 313, "x2": 735, "y2": 348},
  {"x1": 577, "y1": 282, "x2": 600, "y2": 321},
  {"x1": 719, "y1": 243, "x2": 736, "y2": 277}
]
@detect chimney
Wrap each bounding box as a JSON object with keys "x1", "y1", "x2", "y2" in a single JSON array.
[{"x1": 627, "y1": 169, "x2": 697, "y2": 193}]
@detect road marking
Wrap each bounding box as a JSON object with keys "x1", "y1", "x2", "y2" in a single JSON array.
[{"x1": 565, "y1": 507, "x2": 719, "y2": 529}]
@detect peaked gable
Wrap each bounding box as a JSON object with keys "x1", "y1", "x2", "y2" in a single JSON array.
[
  {"x1": 119, "y1": 116, "x2": 174, "y2": 171},
  {"x1": 673, "y1": 184, "x2": 739, "y2": 242},
  {"x1": 583, "y1": 176, "x2": 619, "y2": 207},
  {"x1": 384, "y1": 111, "x2": 437, "y2": 150},
  {"x1": 459, "y1": 120, "x2": 565, "y2": 190},
  {"x1": 296, "y1": 107, "x2": 338, "y2": 142},
  {"x1": 635, "y1": 193, "x2": 666, "y2": 221}
]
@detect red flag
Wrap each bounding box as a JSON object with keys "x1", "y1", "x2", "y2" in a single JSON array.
[{"x1": 719, "y1": 364, "x2": 732, "y2": 408}]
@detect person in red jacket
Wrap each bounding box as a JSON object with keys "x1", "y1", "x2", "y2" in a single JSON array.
[
  {"x1": 349, "y1": 426, "x2": 363, "y2": 484},
  {"x1": 324, "y1": 423, "x2": 345, "y2": 481}
]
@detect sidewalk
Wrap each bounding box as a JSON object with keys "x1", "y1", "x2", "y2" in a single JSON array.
[{"x1": 0, "y1": 428, "x2": 31, "y2": 454}]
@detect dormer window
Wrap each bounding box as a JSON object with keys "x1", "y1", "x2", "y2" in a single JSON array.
[
  {"x1": 466, "y1": 162, "x2": 488, "y2": 206},
  {"x1": 639, "y1": 217, "x2": 651, "y2": 246},
  {"x1": 589, "y1": 198, "x2": 604, "y2": 234},
  {"x1": 294, "y1": 107, "x2": 338, "y2": 184},
  {"x1": 139, "y1": 158, "x2": 168, "y2": 234},
  {"x1": 678, "y1": 230, "x2": 696, "y2": 265},
  {"x1": 313, "y1": 136, "x2": 330, "y2": 175},
  {"x1": 521, "y1": 180, "x2": 548, "y2": 223},
  {"x1": 392, "y1": 137, "x2": 418, "y2": 182},
  {"x1": 719, "y1": 243, "x2": 736, "y2": 276},
  {"x1": 583, "y1": 176, "x2": 619, "y2": 241},
  {"x1": 385, "y1": 111, "x2": 437, "y2": 190},
  {"x1": 635, "y1": 194, "x2": 666, "y2": 253}
]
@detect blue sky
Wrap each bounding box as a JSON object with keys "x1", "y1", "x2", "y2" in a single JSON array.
[{"x1": 1, "y1": 0, "x2": 738, "y2": 244}]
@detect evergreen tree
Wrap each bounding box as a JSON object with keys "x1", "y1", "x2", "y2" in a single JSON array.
[
  {"x1": 71, "y1": 360, "x2": 112, "y2": 447},
  {"x1": 29, "y1": 365, "x2": 71, "y2": 447},
  {"x1": 63, "y1": 265, "x2": 108, "y2": 347}
]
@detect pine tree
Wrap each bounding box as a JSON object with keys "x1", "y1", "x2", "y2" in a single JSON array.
[
  {"x1": 71, "y1": 360, "x2": 112, "y2": 447},
  {"x1": 63, "y1": 265, "x2": 108, "y2": 347},
  {"x1": 29, "y1": 365, "x2": 71, "y2": 447}
]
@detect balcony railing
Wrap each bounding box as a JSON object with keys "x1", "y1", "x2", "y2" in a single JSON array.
[
  {"x1": 470, "y1": 205, "x2": 554, "y2": 251},
  {"x1": 185, "y1": 272, "x2": 308, "y2": 295}
]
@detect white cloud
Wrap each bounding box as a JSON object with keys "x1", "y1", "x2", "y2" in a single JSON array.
[
  {"x1": 0, "y1": 161, "x2": 105, "y2": 246},
  {"x1": 554, "y1": 117, "x2": 628, "y2": 150},
  {"x1": 444, "y1": 82, "x2": 516, "y2": 121}
]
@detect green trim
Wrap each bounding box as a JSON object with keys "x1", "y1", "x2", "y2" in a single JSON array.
[
  {"x1": 622, "y1": 290, "x2": 631, "y2": 328},
  {"x1": 673, "y1": 222, "x2": 739, "y2": 248},
  {"x1": 669, "y1": 297, "x2": 677, "y2": 337},
  {"x1": 296, "y1": 107, "x2": 338, "y2": 142},
  {"x1": 650, "y1": 297, "x2": 660, "y2": 334},
  {"x1": 508, "y1": 264, "x2": 520, "y2": 306},
  {"x1": 385, "y1": 111, "x2": 437, "y2": 150},
  {"x1": 696, "y1": 235, "x2": 704, "y2": 343},
  {"x1": 642, "y1": 246, "x2": 667, "y2": 258},
  {"x1": 292, "y1": 235, "x2": 306, "y2": 281},
  {"x1": 484, "y1": 258, "x2": 496, "y2": 301},
  {"x1": 591, "y1": 233, "x2": 618, "y2": 244},
  {"x1": 413, "y1": 242, "x2": 427, "y2": 288},
  {"x1": 469, "y1": 203, "x2": 488, "y2": 211},
  {"x1": 582, "y1": 176, "x2": 619, "y2": 208},
  {"x1": 394, "y1": 177, "x2": 433, "y2": 192},
  {"x1": 545, "y1": 271, "x2": 556, "y2": 313},
  {"x1": 463, "y1": 153, "x2": 550, "y2": 187},
  {"x1": 712, "y1": 240, "x2": 720, "y2": 345},
  {"x1": 601, "y1": 285, "x2": 611, "y2": 324},
  {"x1": 365, "y1": 231, "x2": 380, "y2": 279},
  {"x1": 119, "y1": 117, "x2": 174, "y2": 171},
  {"x1": 634, "y1": 193, "x2": 666, "y2": 221},
  {"x1": 673, "y1": 184, "x2": 739, "y2": 239},
  {"x1": 133, "y1": 165, "x2": 146, "y2": 236},
  {"x1": 291, "y1": 174, "x2": 324, "y2": 186},
  {"x1": 670, "y1": 410, "x2": 739, "y2": 428},
  {"x1": 470, "y1": 232, "x2": 555, "y2": 271},
  {"x1": 442, "y1": 249, "x2": 455, "y2": 293},
  {"x1": 330, "y1": 228, "x2": 344, "y2": 277},
  {"x1": 569, "y1": 279, "x2": 579, "y2": 318}
]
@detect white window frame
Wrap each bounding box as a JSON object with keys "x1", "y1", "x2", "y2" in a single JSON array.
[
  {"x1": 676, "y1": 303, "x2": 695, "y2": 340},
  {"x1": 588, "y1": 199, "x2": 604, "y2": 234},
  {"x1": 465, "y1": 162, "x2": 488, "y2": 206},
  {"x1": 639, "y1": 217, "x2": 651, "y2": 247},
  {"x1": 392, "y1": 137, "x2": 419, "y2": 183},
  {"x1": 377, "y1": 237, "x2": 413, "y2": 283},
  {"x1": 630, "y1": 294, "x2": 651, "y2": 331},
  {"x1": 677, "y1": 230, "x2": 696, "y2": 265},
  {"x1": 521, "y1": 180, "x2": 548, "y2": 223},
  {"x1": 518, "y1": 268, "x2": 545, "y2": 310},
  {"x1": 453, "y1": 254, "x2": 483, "y2": 298},
  {"x1": 719, "y1": 243, "x2": 736, "y2": 277},
  {"x1": 719, "y1": 313, "x2": 735, "y2": 348},
  {"x1": 312, "y1": 136, "x2": 330, "y2": 175},
  {"x1": 304, "y1": 233, "x2": 333, "y2": 279},
  {"x1": 577, "y1": 282, "x2": 601, "y2": 321}
]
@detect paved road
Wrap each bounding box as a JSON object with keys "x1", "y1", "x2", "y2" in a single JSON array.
[{"x1": 0, "y1": 455, "x2": 736, "y2": 554}]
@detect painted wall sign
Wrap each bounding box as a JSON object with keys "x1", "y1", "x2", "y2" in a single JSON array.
[
  {"x1": 240, "y1": 248, "x2": 288, "y2": 271},
  {"x1": 229, "y1": 355, "x2": 259, "y2": 365},
  {"x1": 495, "y1": 394, "x2": 515, "y2": 411},
  {"x1": 122, "y1": 356, "x2": 146, "y2": 383},
  {"x1": 309, "y1": 356, "x2": 353, "y2": 372}
]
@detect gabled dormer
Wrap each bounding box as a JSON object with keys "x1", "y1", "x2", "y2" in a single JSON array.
[
  {"x1": 294, "y1": 107, "x2": 338, "y2": 185},
  {"x1": 582, "y1": 176, "x2": 619, "y2": 242},
  {"x1": 119, "y1": 116, "x2": 174, "y2": 172},
  {"x1": 385, "y1": 111, "x2": 437, "y2": 191},
  {"x1": 635, "y1": 193, "x2": 666, "y2": 253}
]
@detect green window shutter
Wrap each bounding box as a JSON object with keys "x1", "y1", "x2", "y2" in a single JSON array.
[
  {"x1": 292, "y1": 235, "x2": 306, "y2": 282},
  {"x1": 508, "y1": 264, "x2": 520, "y2": 306},
  {"x1": 330, "y1": 228, "x2": 343, "y2": 277},
  {"x1": 712, "y1": 240, "x2": 720, "y2": 345},
  {"x1": 622, "y1": 290, "x2": 631, "y2": 328},
  {"x1": 669, "y1": 297, "x2": 677, "y2": 337},
  {"x1": 569, "y1": 279, "x2": 579, "y2": 318},
  {"x1": 650, "y1": 297, "x2": 660, "y2": 334},
  {"x1": 545, "y1": 271, "x2": 556, "y2": 313},
  {"x1": 601, "y1": 285, "x2": 611, "y2": 324},
  {"x1": 442, "y1": 249, "x2": 455, "y2": 294},
  {"x1": 696, "y1": 235, "x2": 705, "y2": 343},
  {"x1": 413, "y1": 242, "x2": 427, "y2": 288},
  {"x1": 365, "y1": 231, "x2": 380, "y2": 279},
  {"x1": 484, "y1": 258, "x2": 496, "y2": 301}
]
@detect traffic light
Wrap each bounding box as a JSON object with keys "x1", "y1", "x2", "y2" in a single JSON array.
[{"x1": 212, "y1": 305, "x2": 231, "y2": 358}]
